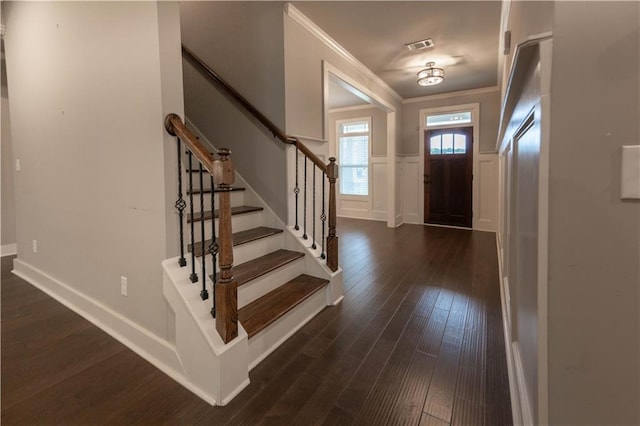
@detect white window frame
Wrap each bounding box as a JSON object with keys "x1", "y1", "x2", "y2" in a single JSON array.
[{"x1": 337, "y1": 116, "x2": 371, "y2": 199}]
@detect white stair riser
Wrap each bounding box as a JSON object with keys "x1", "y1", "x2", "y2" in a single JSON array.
[
  {"x1": 247, "y1": 287, "x2": 328, "y2": 369},
  {"x1": 237, "y1": 259, "x2": 306, "y2": 309},
  {"x1": 233, "y1": 234, "x2": 284, "y2": 265},
  {"x1": 187, "y1": 211, "x2": 265, "y2": 242},
  {"x1": 185, "y1": 191, "x2": 245, "y2": 211},
  {"x1": 193, "y1": 233, "x2": 285, "y2": 276}
]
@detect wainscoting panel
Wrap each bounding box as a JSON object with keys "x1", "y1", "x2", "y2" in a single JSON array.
[
  {"x1": 402, "y1": 156, "x2": 421, "y2": 224},
  {"x1": 476, "y1": 154, "x2": 499, "y2": 231},
  {"x1": 337, "y1": 157, "x2": 387, "y2": 221}
]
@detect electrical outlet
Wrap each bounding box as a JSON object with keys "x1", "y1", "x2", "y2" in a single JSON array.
[
  {"x1": 120, "y1": 276, "x2": 128, "y2": 296},
  {"x1": 15, "y1": 159, "x2": 20, "y2": 172},
  {"x1": 32, "y1": 239, "x2": 37, "y2": 253}
]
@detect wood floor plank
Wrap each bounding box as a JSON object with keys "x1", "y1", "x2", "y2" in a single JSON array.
[
  {"x1": 385, "y1": 350, "x2": 438, "y2": 425},
  {"x1": 420, "y1": 412, "x2": 451, "y2": 426},
  {"x1": 422, "y1": 294, "x2": 470, "y2": 423},
  {"x1": 1, "y1": 317, "x2": 127, "y2": 411},
  {"x1": 451, "y1": 397, "x2": 484, "y2": 426},
  {"x1": 222, "y1": 353, "x2": 315, "y2": 425},
  {"x1": 0, "y1": 219, "x2": 512, "y2": 425},
  {"x1": 353, "y1": 308, "x2": 432, "y2": 425}
]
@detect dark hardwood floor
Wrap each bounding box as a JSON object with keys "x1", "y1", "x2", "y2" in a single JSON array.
[{"x1": 1, "y1": 218, "x2": 512, "y2": 425}]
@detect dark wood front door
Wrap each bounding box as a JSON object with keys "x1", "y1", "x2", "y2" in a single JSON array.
[{"x1": 424, "y1": 127, "x2": 473, "y2": 227}]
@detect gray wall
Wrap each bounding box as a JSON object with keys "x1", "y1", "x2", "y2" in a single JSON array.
[
  {"x1": 501, "y1": 1, "x2": 553, "y2": 95},
  {"x1": 1, "y1": 40, "x2": 16, "y2": 249},
  {"x1": 547, "y1": 2, "x2": 640, "y2": 424},
  {"x1": 180, "y1": 2, "x2": 288, "y2": 220},
  {"x1": 3, "y1": 1, "x2": 183, "y2": 340},
  {"x1": 284, "y1": 12, "x2": 402, "y2": 149},
  {"x1": 401, "y1": 90, "x2": 501, "y2": 155},
  {"x1": 329, "y1": 105, "x2": 387, "y2": 157}
]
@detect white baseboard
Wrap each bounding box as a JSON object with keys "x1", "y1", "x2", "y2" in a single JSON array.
[
  {"x1": 495, "y1": 234, "x2": 525, "y2": 425},
  {"x1": 336, "y1": 213, "x2": 385, "y2": 222},
  {"x1": 10, "y1": 259, "x2": 221, "y2": 406},
  {"x1": 513, "y1": 342, "x2": 534, "y2": 426},
  {"x1": 1, "y1": 243, "x2": 17, "y2": 257}
]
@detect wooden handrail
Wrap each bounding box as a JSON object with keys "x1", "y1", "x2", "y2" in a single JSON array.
[
  {"x1": 164, "y1": 113, "x2": 216, "y2": 175},
  {"x1": 165, "y1": 113, "x2": 239, "y2": 343},
  {"x1": 181, "y1": 45, "x2": 339, "y2": 272},
  {"x1": 182, "y1": 45, "x2": 327, "y2": 174}
]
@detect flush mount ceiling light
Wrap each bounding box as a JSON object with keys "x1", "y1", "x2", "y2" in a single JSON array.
[{"x1": 417, "y1": 62, "x2": 444, "y2": 86}]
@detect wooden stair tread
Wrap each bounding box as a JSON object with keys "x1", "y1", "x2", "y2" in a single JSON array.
[
  {"x1": 234, "y1": 227, "x2": 283, "y2": 246},
  {"x1": 239, "y1": 274, "x2": 328, "y2": 339},
  {"x1": 189, "y1": 226, "x2": 283, "y2": 256},
  {"x1": 187, "y1": 205, "x2": 262, "y2": 223},
  {"x1": 187, "y1": 187, "x2": 245, "y2": 195},
  {"x1": 232, "y1": 249, "x2": 305, "y2": 286}
]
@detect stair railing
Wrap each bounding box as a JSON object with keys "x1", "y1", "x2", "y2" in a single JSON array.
[
  {"x1": 165, "y1": 113, "x2": 238, "y2": 343},
  {"x1": 182, "y1": 45, "x2": 339, "y2": 272}
]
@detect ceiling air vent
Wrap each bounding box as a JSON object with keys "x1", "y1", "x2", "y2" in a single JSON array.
[{"x1": 405, "y1": 38, "x2": 434, "y2": 51}]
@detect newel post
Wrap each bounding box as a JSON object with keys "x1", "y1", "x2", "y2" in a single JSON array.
[
  {"x1": 213, "y1": 148, "x2": 238, "y2": 343},
  {"x1": 326, "y1": 157, "x2": 339, "y2": 272}
]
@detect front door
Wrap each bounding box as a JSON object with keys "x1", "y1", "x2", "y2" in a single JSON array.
[{"x1": 424, "y1": 127, "x2": 473, "y2": 227}]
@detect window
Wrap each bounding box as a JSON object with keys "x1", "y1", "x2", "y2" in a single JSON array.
[
  {"x1": 430, "y1": 133, "x2": 467, "y2": 155},
  {"x1": 426, "y1": 111, "x2": 472, "y2": 127},
  {"x1": 338, "y1": 117, "x2": 370, "y2": 196}
]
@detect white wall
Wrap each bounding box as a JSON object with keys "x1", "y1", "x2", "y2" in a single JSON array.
[
  {"x1": 4, "y1": 1, "x2": 183, "y2": 341},
  {"x1": 1, "y1": 39, "x2": 17, "y2": 255},
  {"x1": 498, "y1": 2, "x2": 640, "y2": 424},
  {"x1": 180, "y1": 2, "x2": 288, "y2": 221},
  {"x1": 546, "y1": 3, "x2": 639, "y2": 425}
]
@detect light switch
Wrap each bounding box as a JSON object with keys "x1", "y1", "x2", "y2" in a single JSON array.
[{"x1": 621, "y1": 145, "x2": 640, "y2": 199}]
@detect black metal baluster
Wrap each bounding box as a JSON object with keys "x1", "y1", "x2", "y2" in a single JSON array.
[
  {"x1": 321, "y1": 173, "x2": 326, "y2": 259},
  {"x1": 210, "y1": 175, "x2": 218, "y2": 318},
  {"x1": 303, "y1": 157, "x2": 308, "y2": 240},
  {"x1": 175, "y1": 138, "x2": 187, "y2": 267},
  {"x1": 188, "y1": 152, "x2": 198, "y2": 283},
  {"x1": 312, "y1": 164, "x2": 317, "y2": 249},
  {"x1": 199, "y1": 163, "x2": 208, "y2": 300},
  {"x1": 294, "y1": 147, "x2": 300, "y2": 231}
]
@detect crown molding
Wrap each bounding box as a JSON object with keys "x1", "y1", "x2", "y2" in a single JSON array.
[
  {"x1": 403, "y1": 86, "x2": 500, "y2": 104},
  {"x1": 328, "y1": 104, "x2": 379, "y2": 114},
  {"x1": 285, "y1": 3, "x2": 403, "y2": 104}
]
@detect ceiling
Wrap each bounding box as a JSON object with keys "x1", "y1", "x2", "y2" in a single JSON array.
[{"x1": 292, "y1": 1, "x2": 503, "y2": 101}]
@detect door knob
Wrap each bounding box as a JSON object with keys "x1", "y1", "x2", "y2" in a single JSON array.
[{"x1": 424, "y1": 173, "x2": 430, "y2": 184}]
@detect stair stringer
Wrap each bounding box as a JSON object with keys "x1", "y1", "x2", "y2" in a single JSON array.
[{"x1": 162, "y1": 258, "x2": 250, "y2": 406}]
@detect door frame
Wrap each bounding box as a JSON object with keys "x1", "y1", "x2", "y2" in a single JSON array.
[
  {"x1": 418, "y1": 103, "x2": 480, "y2": 228},
  {"x1": 424, "y1": 126, "x2": 474, "y2": 227},
  {"x1": 322, "y1": 61, "x2": 399, "y2": 228}
]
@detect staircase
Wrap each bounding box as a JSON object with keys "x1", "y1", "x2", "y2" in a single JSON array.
[
  {"x1": 185, "y1": 174, "x2": 330, "y2": 367},
  {"x1": 161, "y1": 117, "x2": 342, "y2": 406},
  {"x1": 161, "y1": 47, "x2": 342, "y2": 406}
]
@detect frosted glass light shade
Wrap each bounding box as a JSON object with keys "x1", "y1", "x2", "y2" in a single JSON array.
[{"x1": 417, "y1": 62, "x2": 444, "y2": 86}]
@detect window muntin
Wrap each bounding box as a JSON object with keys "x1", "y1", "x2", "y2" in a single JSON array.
[
  {"x1": 430, "y1": 132, "x2": 467, "y2": 155},
  {"x1": 338, "y1": 118, "x2": 370, "y2": 196}
]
